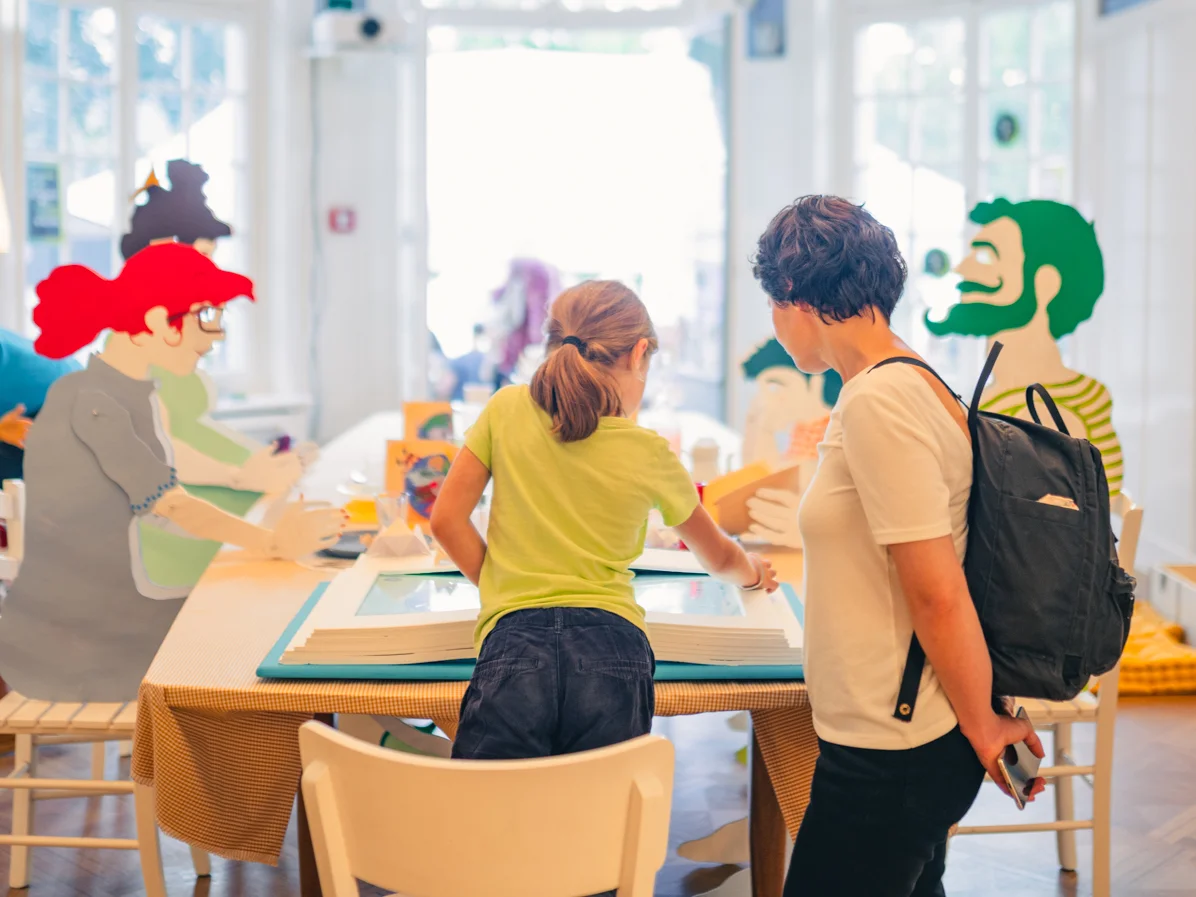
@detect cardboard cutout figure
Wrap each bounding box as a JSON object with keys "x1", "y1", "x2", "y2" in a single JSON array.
[
  {"x1": 740, "y1": 338, "x2": 841, "y2": 547},
  {"x1": 0, "y1": 244, "x2": 343, "y2": 702},
  {"x1": 121, "y1": 161, "x2": 316, "y2": 588},
  {"x1": 926, "y1": 198, "x2": 1123, "y2": 494},
  {"x1": 741, "y1": 338, "x2": 842, "y2": 469}
]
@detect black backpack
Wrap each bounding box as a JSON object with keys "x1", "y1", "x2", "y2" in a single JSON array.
[{"x1": 872, "y1": 342, "x2": 1136, "y2": 722}]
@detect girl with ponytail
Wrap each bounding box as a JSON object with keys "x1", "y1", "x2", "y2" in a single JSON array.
[
  {"x1": 432, "y1": 281, "x2": 778, "y2": 785},
  {"x1": 0, "y1": 244, "x2": 345, "y2": 703}
]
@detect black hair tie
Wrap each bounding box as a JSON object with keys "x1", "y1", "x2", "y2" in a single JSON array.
[{"x1": 562, "y1": 335, "x2": 588, "y2": 353}]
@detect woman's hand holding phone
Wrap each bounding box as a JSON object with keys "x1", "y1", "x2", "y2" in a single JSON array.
[{"x1": 963, "y1": 706, "x2": 1047, "y2": 804}]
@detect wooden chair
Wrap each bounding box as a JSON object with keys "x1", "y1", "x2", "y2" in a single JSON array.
[
  {"x1": 0, "y1": 692, "x2": 210, "y2": 895},
  {"x1": 0, "y1": 480, "x2": 134, "y2": 828},
  {"x1": 956, "y1": 492, "x2": 1144, "y2": 897},
  {"x1": 299, "y1": 721, "x2": 674, "y2": 897}
]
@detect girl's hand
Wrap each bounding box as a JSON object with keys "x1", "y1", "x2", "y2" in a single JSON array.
[
  {"x1": 963, "y1": 710, "x2": 1047, "y2": 801},
  {"x1": 745, "y1": 553, "x2": 780, "y2": 593},
  {"x1": 0, "y1": 405, "x2": 32, "y2": 449}
]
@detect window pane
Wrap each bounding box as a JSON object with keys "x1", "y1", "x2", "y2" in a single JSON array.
[
  {"x1": 912, "y1": 97, "x2": 963, "y2": 169},
  {"x1": 24, "y1": 1, "x2": 59, "y2": 72},
  {"x1": 191, "y1": 22, "x2": 244, "y2": 89},
  {"x1": 856, "y1": 23, "x2": 911, "y2": 95},
  {"x1": 980, "y1": 89, "x2": 1030, "y2": 160},
  {"x1": 65, "y1": 157, "x2": 116, "y2": 229},
  {"x1": 22, "y1": 78, "x2": 59, "y2": 153},
  {"x1": 137, "y1": 17, "x2": 183, "y2": 83},
  {"x1": 24, "y1": 241, "x2": 60, "y2": 328},
  {"x1": 1036, "y1": 2, "x2": 1074, "y2": 82},
  {"x1": 981, "y1": 9, "x2": 1030, "y2": 89},
  {"x1": 911, "y1": 164, "x2": 965, "y2": 234},
  {"x1": 1034, "y1": 162, "x2": 1069, "y2": 201},
  {"x1": 136, "y1": 88, "x2": 184, "y2": 153},
  {"x1": 66, "y1": 83, "x2": 114, "y2": 155},
  {"x1": 68, "y1": 236, "x2": 114, "y2": 276},
  {"x1": 857, "y1": 163, "x2": 913, "y2": 236},
  {"x1": 980, "y1": 160, "x2": 1030, "y2": 202},
  {"x1": 67, "y1": 7, "x2": 116, "y2": 80},
  {"x1": 1039, "y1": 83, "x2": 1071, "y2": 157},
  {"x1": 910, "y1": 19, "x2": 965, "y2": 93},
  {"x1": 855, "y1": 98, "x2": 908, "y2": 165},
  {"x1": 190, "y1": 95, "x2": 246, "y2": 165}
]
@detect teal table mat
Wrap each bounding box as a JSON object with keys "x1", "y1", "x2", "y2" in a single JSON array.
[{"x1": 257, "y1": 579, "x2": 804, "y2": 682}]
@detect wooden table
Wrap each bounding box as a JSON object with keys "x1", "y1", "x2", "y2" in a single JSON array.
[{"x1": 133, "y1": 414, "x2": 813, "y2": 897}]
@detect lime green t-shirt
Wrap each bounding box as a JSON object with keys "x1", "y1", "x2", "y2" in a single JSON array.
[{"x1": 466, "y1": 385, "x2": 700, "y2": 647}]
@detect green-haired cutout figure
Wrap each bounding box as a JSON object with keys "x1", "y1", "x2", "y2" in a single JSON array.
[{"x1": 926, "y1": 198, "x2": 1122, "y2": 495}]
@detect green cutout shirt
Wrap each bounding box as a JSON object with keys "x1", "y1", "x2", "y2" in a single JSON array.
[{"x1": 140, "y1": 368, "x2": 263, "y2": 589}]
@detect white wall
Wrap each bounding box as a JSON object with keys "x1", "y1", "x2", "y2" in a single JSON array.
[
  {"x1": 1073, "y1": 0, "x2": 1196, "y2": 569},
  {"x1": 266, "y1": 0, "x2": 426, "y2": 443},
  {"x1": 726, "y1": 0, "x2": 836, "y2": 427}
]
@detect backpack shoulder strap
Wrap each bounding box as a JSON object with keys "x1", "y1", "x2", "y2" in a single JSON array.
[{"x1": 969, "y1": 342, "x2": 1004, "y2": 436}]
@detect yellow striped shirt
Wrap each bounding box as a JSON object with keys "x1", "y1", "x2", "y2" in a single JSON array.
[{"x1": 982, "y1": 374, "x2": 1123, "y2": 496}]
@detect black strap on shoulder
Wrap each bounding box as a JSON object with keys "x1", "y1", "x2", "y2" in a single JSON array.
[
  {"x1": 1025, "y1": 384, "x2": 1071, "y2": 435},
  {"x1": 893, "y1": 636, "x2": 925, "y2": 723},
  {"x1": 969, "y1": 342, "x2": 1003, "y2": 436},
  {"x1": 870, "y1": 354, "x2": 968, "y2": 725},
  {"x1": 869, "y1": 356, "x2": 964, "y2": 403}
]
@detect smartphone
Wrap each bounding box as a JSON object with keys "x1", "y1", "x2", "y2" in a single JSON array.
[{"x1": 996, "y1": 706, "x2": 1042, "y2": 810}]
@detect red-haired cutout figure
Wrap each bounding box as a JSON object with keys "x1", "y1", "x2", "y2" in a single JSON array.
[{"x1": 0, "y1": 244, "x2": 346, "y2": 703}]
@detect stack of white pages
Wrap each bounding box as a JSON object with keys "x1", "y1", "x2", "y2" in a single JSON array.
[{"x1": 280, "y1": 551, "x2": 802, "y2": 668}]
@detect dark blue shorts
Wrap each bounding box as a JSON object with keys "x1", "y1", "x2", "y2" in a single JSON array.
[{"x1": 452, "y1": 607, "x2": 656, "y2": 761}]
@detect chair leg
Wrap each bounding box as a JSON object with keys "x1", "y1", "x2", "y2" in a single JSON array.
[
  {"x1": 190, "y1": 844, "x2": 212, "y2": 877},
  {"x1": 1093, "y1": 714, "x2": 1116, "y2": 897},
  {"x1": 134, "y1": 783, "x2": 169, "y2": 897},
  {"x1": 90, "y1": 742, "x2": 106, "y2": 780},
  {"x1": 1053, "y1": 722, "x2": 1078, "y2": 872},
  {"x1": 9, "y1": 733, "x2": 35, "y2": 889}
]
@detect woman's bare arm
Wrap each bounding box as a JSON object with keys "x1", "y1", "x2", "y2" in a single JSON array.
[{"x1": 890, "y1": 536, "x2": 1046, "y2": 798}]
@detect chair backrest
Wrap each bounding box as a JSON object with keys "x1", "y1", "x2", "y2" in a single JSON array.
[
  {"x1": 1111, "y1": 491, "x2": 1144, "y2": 576},
  {"x1": 1096, "y1": 492, "x2": 1144, "y2": 718},
  {"x1": 0, "y1": 479, "x2": 26, "y2": 579},
  {"x1": 299, "y1": 721, "x2": 675, "y2": 897}
]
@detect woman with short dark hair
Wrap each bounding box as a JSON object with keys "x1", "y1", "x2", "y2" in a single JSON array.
[{"x1": 754, "y1": 196, "x2": 1045, "y2": 896}]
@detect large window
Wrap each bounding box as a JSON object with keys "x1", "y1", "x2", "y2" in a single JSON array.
[
  {"x1": 849, "y1": 1, "x2": 1075, "y2": 387},
  {"x1": 16, "y1": 0, "x2": 252, "y2": 376},
  {"x1": 424, "y1": 24, "x2": 729, "y2": 418}
]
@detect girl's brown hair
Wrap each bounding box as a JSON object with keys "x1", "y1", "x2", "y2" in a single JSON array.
[{"x1": 530, "y1": 280, "x2": 658, "y2": 443}]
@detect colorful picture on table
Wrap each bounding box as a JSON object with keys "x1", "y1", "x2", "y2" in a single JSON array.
[
  {"x1": 386, "y1": 439, "x2": 458, "y2": 524},
  {"x1": 404, "y1": 402, "x2": 454, "y2": 441}
]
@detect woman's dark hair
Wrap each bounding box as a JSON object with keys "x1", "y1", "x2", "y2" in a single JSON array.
[{"x1": 752, "y1": 195, "x2": 908, "y2": 322}]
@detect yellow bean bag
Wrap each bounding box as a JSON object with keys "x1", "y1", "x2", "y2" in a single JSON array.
[{"x1": 1113, "y1": 600, "x2": 1196, "y2": 696}]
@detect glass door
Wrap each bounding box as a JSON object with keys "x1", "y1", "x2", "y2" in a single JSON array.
[{"x1": 424, "y1": 23, "x2": 729, "y2": 418}]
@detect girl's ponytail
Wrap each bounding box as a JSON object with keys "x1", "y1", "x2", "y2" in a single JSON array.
[{"x1": 530, "y1": 281, "x2": 659, "y2": 443}]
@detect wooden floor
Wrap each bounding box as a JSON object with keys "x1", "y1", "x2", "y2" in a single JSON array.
[{"x1": 0, "y1": 698, "x2": 1191, "y2": 896}]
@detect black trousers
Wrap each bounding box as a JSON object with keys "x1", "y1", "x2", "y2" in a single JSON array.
[{"x1": 784, "y1": 726, "x2": 985, "y2": 897}]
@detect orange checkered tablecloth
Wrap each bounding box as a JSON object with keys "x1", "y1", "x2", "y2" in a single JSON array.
[{"x1": 132, "y1": 554, "x2": 817, "y2": 865}]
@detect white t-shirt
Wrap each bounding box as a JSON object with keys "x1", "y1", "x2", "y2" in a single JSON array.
[{"x1": 799, "y1": 363, "x2": 972, "y2": 749}]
